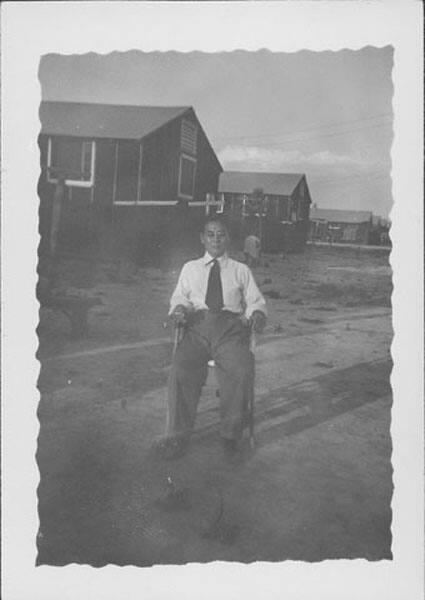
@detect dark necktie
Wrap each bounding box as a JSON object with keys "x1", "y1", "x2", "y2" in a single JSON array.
[{"x1": 205, "y1": 259, "x2": 224, "y2": 312}]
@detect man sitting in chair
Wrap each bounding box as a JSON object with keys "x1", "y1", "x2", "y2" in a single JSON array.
[{"x1": 162, "y1": 214, "x2": 267, "y2": 459}]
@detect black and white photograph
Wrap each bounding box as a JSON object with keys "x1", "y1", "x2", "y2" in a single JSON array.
[
  {"x1": 35, "y1": 46, "x2": 394, "y2": 567},
  {"x1": 2, "y1": 2, "x2": 423, "y2": 599}
]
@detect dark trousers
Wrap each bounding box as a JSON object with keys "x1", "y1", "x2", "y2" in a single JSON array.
[{"x1": 166, "y1": 311, "x2": 254, "y2": 441}]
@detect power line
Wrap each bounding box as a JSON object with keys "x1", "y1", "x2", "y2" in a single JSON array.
[
  {"x1": 216, "y1": 121, "x2": 392, "y2": 149},
  {"x1": 212, "y1": 113, "x2": 393, "y2": 143},
  {"x1": 310, "y1": 173, "x2": 390, "y2": 190},
  {"x1": 311, "y1": 179, "x2": 392, "y2": 207},
  {"x1": 315, "y1": 183, "x2": 392, "y2": 203},
  {"x1": 310, "y1": 170, "x2": 390, "y2": 185},
  {"x1": 213, "y1": 113, "x2": 392, "y2": 142}
]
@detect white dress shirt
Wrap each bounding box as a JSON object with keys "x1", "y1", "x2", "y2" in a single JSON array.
[{"x1": 169, "y1": 252, "x2": 267, "y2": 318}]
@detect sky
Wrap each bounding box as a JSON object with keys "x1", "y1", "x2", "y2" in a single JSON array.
[{"x1": 39, "y1": 48, "x2": 393, "y2": 217}]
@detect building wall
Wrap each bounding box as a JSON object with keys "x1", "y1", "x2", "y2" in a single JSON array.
[
  {"x1": 288, "y1": 183, "x2": 311, "y2": 251},
  {"x1": 38, "y1": 114, "x2": 221, "y2": 264},
  {"x1": 293, "y1": 178, "x2": 311, "y2": 221},
  {"x1": 140, "y1": 120, "x2": 180, "y2": 202},
  {"x1": 38, "y1": 135, "x2": 112, "y2": 257},
  {"x1": 193, "y1": 123, "x2": 222, "y2": 204},
  {"x1": 139, "y1": 112, "x2": 221, "y2": 204},
  {"x1": 220, "y1": 189, "x2": 310, "y2": 253},
  {"x1": 95, "y1": 139, "x2": 116, "y2": 207},
  {"x1": 310, "y1": 220, "x2": 372, "y2": 244}
]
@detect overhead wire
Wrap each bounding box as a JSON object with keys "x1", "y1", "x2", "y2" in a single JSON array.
[
  {"x1": 211, "y1": 113, "x2": 393, "y2": 145},
  {"x1": 216, "y1": 122, "x2": 392, "y2": 149},
  {"x1": 310, "y1": 170, "x2": 390, "y2": 187},
  {"x1": 214, "y1": 113, "x2": 392, "y2": 206}
]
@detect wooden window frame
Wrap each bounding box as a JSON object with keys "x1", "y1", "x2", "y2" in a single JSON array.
[
  {"x1": 177, "y1": 153, "x2": 197, "y2": 200},
  {"x1": 47, "y1": 137, "x2": 96, "y2": 188}
]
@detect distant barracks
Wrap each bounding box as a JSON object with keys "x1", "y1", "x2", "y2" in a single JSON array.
[{"x1": 38, "y1": 100, "x2": 315, "y2": 263}]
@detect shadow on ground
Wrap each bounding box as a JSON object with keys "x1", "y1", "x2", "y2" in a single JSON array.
[{"x1": 36, "y1": 359, "x2": 393, "y2": 566}]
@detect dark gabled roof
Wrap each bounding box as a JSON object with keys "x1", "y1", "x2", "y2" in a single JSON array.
[
  {"x1": 39, "y1": 101, "x2": 191, "y2": 140},
  {"x1": 218, "y1": 171, "x2": 305, "y2": 196},
  {"x1": 310, "y1": 208, "x2": 373, "y2": 223}
]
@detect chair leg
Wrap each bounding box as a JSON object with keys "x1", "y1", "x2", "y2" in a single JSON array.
[{"x1": 248, "y1": 390, "x2": 255, "y2": 447}]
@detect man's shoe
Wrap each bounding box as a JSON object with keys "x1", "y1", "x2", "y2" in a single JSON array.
[
  {"x1": 156, "y1": 437, "x2": 189, "y2": 460},
  {"x1": 222, "y1": 438, "x2": 239, "y2": 455}
]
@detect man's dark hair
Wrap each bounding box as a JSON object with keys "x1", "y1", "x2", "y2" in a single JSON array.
[{"x1": 202, "y1": 213, "x2": 229, "y2": 232}]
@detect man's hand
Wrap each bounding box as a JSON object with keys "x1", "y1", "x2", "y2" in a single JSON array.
[
  {"x1": 249, "y1": 310, "x2": 266, "y2": 334},
  {"x1": 170, "y1": 304, "x2": 188, "y2": 326}
]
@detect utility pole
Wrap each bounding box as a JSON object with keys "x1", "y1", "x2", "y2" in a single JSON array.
[{"x1": 252, "y1": 187, "x2": 265, "y2": 254}]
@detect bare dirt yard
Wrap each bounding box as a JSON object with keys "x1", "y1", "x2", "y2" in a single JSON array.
[{"x1": 36, "y1": 244, "x2": 393, "y2": 566}]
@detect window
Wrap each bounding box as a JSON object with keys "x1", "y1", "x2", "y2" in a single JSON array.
[
  {"x1": 181, "y1": 119, "x2": 198, "y2": 156},
  {"x1": 47, "y1": 137, "x2": 95, "y2": 187},
  {"x1": 113, "y1": 141, "x2": 142, "y2": 204},
  {"x1": 178, "y1": 154, "x2": 196, "y2": 199}
]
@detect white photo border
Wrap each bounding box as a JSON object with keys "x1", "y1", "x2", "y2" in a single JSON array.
[{"x1": 1, "y1": 2, "x2": 423, "y2": 599}]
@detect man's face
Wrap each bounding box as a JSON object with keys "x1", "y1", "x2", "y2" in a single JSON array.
[{"x1": 201, "y1": 221, "x2": 229, "y2": 258}]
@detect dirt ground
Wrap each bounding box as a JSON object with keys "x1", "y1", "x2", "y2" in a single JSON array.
[{"x1": 36, "y1": 244, "x2": 393, "y2": 566}]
